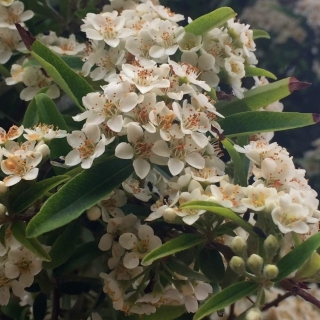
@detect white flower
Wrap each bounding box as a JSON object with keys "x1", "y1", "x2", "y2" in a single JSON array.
[
  {"x1": 0, "y1": 28, "x2": 25, "y2": 64},
  {"x1": 0, "y1": 125, "x2": 24, "y2": 144},
  {"x1": 119, "y1": 224, "x2": 162, "y2": 268},
  {"x1": 99, "y1": 189, "x2": 127, "y2": 221},
  {"x1": 81, "y1": 11, "x2": 133, "y2": 47},
  {"x1": 125, "y1": 30, "x2": 156, "y2": 60},
  {"x1": 65, "y1": 124, "x2": 106, "y2": 169},
  {"x1": 120, "y1": 59, "x2": 170, "y2": 94},
  {"x1": 0, "y1": 1, "x2": 34, "y2": 29},
  {"x1": 5, "y1": 63, "x2": 25, "y2": 85},
  {"x1": 122, "y1": 177, "x2": 152, "y2": 202},
  {"x1": 5, "y1": 247, "x2": 42, "y2": 288},
  {"x1": 49, "y1": 34, "x2": 85, "y2": 56},
  {"x1": 148, "y1": 18, "x2": 184, "y2": 58},
  {"x1": 224, "y1": 55, "x2": 245, "y2": 79},
  {"x1": 23, "y1": 124, "x2": 67, "y2": 141},
  {"x1": 149, "y1": 2, "x2": 184, "y2": 22}
]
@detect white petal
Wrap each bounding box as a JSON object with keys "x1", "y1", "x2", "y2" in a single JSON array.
[
  {"x1": 115, "y1": 143, "x2": 134, "y2": 159},
  {"x1": 119, "y1": 233, "x2": 137, "y2": 250},
  {"x1": 168, "y1": 158, "x2": 184, "y2": 176},
  {"x1": 123, "y1": 252, "x2": 139, "y2": 269},
  {"x1": 186, "y1": 153, "x2": 205, "y2": 169},
  {"x1": 133, "y1": 158, "x2": 150, "y2": 179},
  {"x1": 107, "y1": 115, "x2": 123, "y2": 133}
]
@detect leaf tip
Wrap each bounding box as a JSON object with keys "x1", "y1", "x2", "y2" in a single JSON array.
[
  {"x1": 312, "y1": 113, "x2": 320, "y2": 124},
  {"x1": 15, "y1": 23, "x2": 35, "y2": 51},
  {"x1": 289, "y1": 78, "x2": 311, "y2": 93}
]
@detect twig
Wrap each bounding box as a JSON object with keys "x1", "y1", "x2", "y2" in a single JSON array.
[{"x1": 261, "y1": 292, "x2": 292, "y2": 311}]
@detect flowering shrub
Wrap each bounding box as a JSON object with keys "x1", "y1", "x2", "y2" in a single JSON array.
[{"x1": 0, "y1": 0, "x2": 320, "y2": 319}]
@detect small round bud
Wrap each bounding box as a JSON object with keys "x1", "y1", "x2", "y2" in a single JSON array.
[
  {"x1": 0, "y1": 181, "x2": 8, "y2": 194},
  {"x1": 247, "y1": 254, "x2": 264, "y2": 275},
  {"x1": 246, "y1": 308, "x2": 262, "y2": 320},
  {"x1": 231, "y1": 236, "x2": 247, "y2": 256},
  {"x1": 230, "y1": 256, "x2": 246, "y2": 275},
  {"x1": 263, "y1": 235, "x2": 279, "y2": 260},
  {"x1": 263, "y1": 264, "x2": 279, "y2": 280},
  {"x1": 86, "y1": 206, "x2": 101, "y2": 221},
  {"x1": 163, "y1": 208, "x2": 181, "y2": 223},
  {"x1": 35, "y1": 144, "x2": 50, "y2": 158}
]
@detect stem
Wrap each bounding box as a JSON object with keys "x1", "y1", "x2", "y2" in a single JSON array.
[
  {"x1": 261, "y1": 292, "x2": 292, "y2": 311},
  {"x1": 254, "y1": 284, "x2": 265, "y2": 308}
]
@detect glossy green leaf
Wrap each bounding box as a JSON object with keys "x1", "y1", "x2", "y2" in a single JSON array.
[
  {"x1": 167, "y1": 256, "x2": 209, "y2": 281},
  {"x1": 180, "y1": 201, "x2": 255, "y2": 236},
  {"x1": 184, "y1": 7, "x2": 236, "y2": 35},
  {"x1": 26, "y1": 158, "x2": 133, "y2": 238},
  {"x1": 216, "y1": 77, "x2": 310, "y2": 117},
  {"x1": 10, "y1": 221, "x2": 51, "y2": 261},
  {"x1": 252, "y1": 29, "x2": 270, "y2": 39},
  {"x1": 16, "y1": 24, "x2": 93, "y2": 110},
  {"x1": 194, "y1": 281, "x2": 258, "y2": 320},
  {"x1": 33, "y1": 293, "x2": 47, "y2": 320},
  {"x1": 22, "y1": 96, "x2": 39, "y2": 130},
  {"x1": 220, "y1": 137, "x2": 247, "y2": 186},
  {"x1": 274, "y1": 231, "x2": 320, "y2": 282},
  {"x1": 142, "y1": 234, "x2": 205, "y2": 265},
  {"x1": 42, "y1": 222, "x2": 81, "y2": 269},
  {"x1": 53, "y1": 241, "x2": 103, "y2": 276},
  {"x1": 218, "y1": 111, "x2": 319, "y2": 137},
  {"x1": 245, "y1": 66, "x2": 277, "y2": 80},
  {"x1": 61, "y1": 56, "x2": 84, "y2": 70},
  {"x1": 12, "y1": 175, "x2": 70, "y2": 213},
  {"x1": 199, "y1": 248, "x2": 225, "y2": 282}
]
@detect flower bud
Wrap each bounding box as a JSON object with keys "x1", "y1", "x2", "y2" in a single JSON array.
[
  {"x1": 246, "y1": 308, "x2": 262, "y2": 320},
  {"x1": 294, "y1": 251, "x2": 320, "y2": 280},
  {"x1": 263, "y1": 264, "x2": 279, "y2": 280},
  {"x1": 163, "y1": 208, "x2": 181, "y2": 224},
  {"x1": 230, "y1": 256, "x2": 246, "y2": 275},
  {"x1": 263, "y1": 235, "x2": 279, "y2": 261},
  {"x1": 231, "y1": 236, "x2": 247, "y2": 256},
  {"x1": 86, "y1": 206, "x2": 101, "y2": 221},
  {"x1": 247, "y1": 254, "x2": 263, "y2": 275},
  {"x1": 0, "y1": 181, "x2": 8, "y2": 194},
  {"x1": 35, "y1": 143, "x2": 50, "y2": 158}
]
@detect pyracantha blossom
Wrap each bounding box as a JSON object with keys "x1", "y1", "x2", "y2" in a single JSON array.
[
  {"x1": 0, "y1": 0, "x2": 14, "y2": 6},
  {"x1": 0, "y1": 28, "x2": 25, "y2": 64},
  {"x1": 23, "y1": 124, "x2": 67, "y2": 142},
  {"x1": 49, "y1": 34, "x2": 85, "y2": 56},
  {"x1": 99, "y1": 189, "x2": 127, "y2": 221},
  {"x1": 0, "y1": 125, "x2": 24, "y2": 144},
  {"x1": 5, "y1": 63, "x2": 25, "y2": 85},
  {"x1": 65, "y1": 124, "x2": 106, "y2": 169},
  {"x1": 119, "y1": 224, "x2": 162, "y2": 268},
  {"x1": 0, "y1": 1, "x2": 34, "y2": 29}
]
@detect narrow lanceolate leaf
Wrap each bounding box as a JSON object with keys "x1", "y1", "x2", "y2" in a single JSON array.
[
  {"x1": 15, "y1": 24, "x2": 93, "y2": 110},
  {"x1": 220, "y1": 137, "x2": 247, "y2": 186},
  {"x1": 12, "y1": 175, "x2": 70, "y2": 213},
  {"x1": 43, "y1": 222, "x2": 81, "y2": 269},
  {"x1": 216, "y1": 77, "x2": 311, "y2": 117},
  {"x1": 180, "y1": 201, "x2": 255, "y2": 236},
  {"x1": 274, "y1": 231, "x2": 320, "y2": 282},
  {"x1": 26, "y1": 158, "x2": 133, "y2": 238},
  {"x1": 245, "y1": 66, "x2": 277, "y2": 80},
  {"x1": 142, "y1": 234, "x2": 205, "y2": 265},
  {"x1": 218, "y1": 111, "x2": 320, "y2": 137},
  {"x1": 252, "y1": 29, "x2": 270, "y2": 39},
  {"x1": 21, "y1": 96, "x2": 39, "y2": 130},
  {"x1": 184, "y1": 7, "x2": 236, "y2": 35},
  {"x1": 194, "y1": 281, "x2": 259, "y2": 320},
  {"x1": 10, "y1": 221, "x2": 51, "y2": 261}
]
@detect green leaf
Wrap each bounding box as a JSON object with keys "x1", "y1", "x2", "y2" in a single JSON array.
[
  {"x1": 53, "y1": 241, "x2": 103, "y2": 276},
  {"x1": 42, "y1": 222, "x2": 81, "y2": 269},
  {"x1": 74, "y1": 6, "x2": 100, "y2": 19},
  {"x1": 33, "y1": 293, "x2": 47, "y2": 320},
  {"x1": 142, "y1": 234, "x2": 205, "y2": 265},
  {"x1": 274, "y1": 231, "x2": 320, "y2": 282},
  {"x1": 252, "y1": 29, "x2": 270, "y2": 39},
  {"x1": 180, "y1": 201, "x2": 255, "y2": 236},
  {"x1": 12, "y1": 175, "x2": 70, "y2": 213},
  {"x1": 193, "y1": 281, "x2": 258, "y2": 320},
  {"x1": 199, "y1": 248, "x2": 225, "y2": 282},
  {"x1": 220, "y1": 137, "x2": 247, "y2": 186},
  {"x1": 184, "y1": 7, "x2": 236, "y2": 35},
  {"x1": 245, "y1": 66, "x2": 277, "y2": 80},
  {"x1": 22, "y1": 96, "x2": 39, "y2": 130},
  {"x1": 26, "y1": 158, "x2": 133, "y2": 238},
  {"x1": 16, "y1": 24, "x2": 93, "y2": 110},
  {"x1": 10, "y1": 221, "x2": 51, "y2": 261},
  {"x1": 216, "y1": 77, "x2": 310, "y2": 117},
  {"x1": 61, "y1": 56, "x2": 84, "y2": 70},
  {"x1": 167, "y1": 256, "x2": 209, "y2": 282},
  {"x1": 218, "y1": 111, "x2": 320, "y2": 137}
]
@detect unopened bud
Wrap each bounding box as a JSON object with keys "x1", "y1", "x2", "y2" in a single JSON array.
[
  {"x1": 246, "y1": 308, "x2": 262, "y2": 320},
  {"x1": 263, "y1": 235, "x2": 279, "y2": 261},
  {"x1": 163, "y1": 208, "x2": 181, "y2": 224},
  {"x1": 247, "y1": 254, "x2": 264, "y2": 275},
  {"x1": 263, "y1": 264, "x2": 279, "y2": 280},
  {"x1": 35, "y1": 143, "x2": 50, "y2": 158},
  {"x1": 230, "y1": 256, "x2": 246, "y2": 275},
  {"x1": 86, "y1": 206, "x2": 101, "y2": 221},
  {"x1": 231, "y1": 236, "x2": 247, "y2": 256},
  {"x1": 295, "y1": 251, "x2": 320, "y2": 280},
  {"x1": 0, "y1": 182, "x2": 8, "y2": 194}
]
